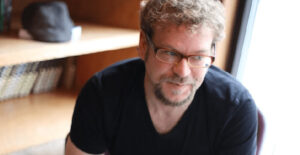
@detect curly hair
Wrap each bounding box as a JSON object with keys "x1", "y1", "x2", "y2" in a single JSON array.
[{"x1": 140, "y1": 0, "x2": 225, "y2": 42}]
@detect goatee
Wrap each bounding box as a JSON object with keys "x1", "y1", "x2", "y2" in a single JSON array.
[{"x1": 154, "y1": 83, "x2": 195, "y2": 107}]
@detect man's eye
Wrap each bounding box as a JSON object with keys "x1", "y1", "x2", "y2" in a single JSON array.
[
  {"x1": 192, "y1": 56, "x2": 203, "y2": 61},
  {"x1": 165, "y1": 51, "x2": 177, "y2": 56}
]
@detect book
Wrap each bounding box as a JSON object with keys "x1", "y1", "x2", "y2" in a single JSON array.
[
  {"x1": 0, "y1": 0, "x2": 12, "y2": 32},
  {"x1": 0, "y1": 65, "x2": 13, "y2": 101},
  {"x1": 4, "y1": 0, "x2": 12, "y2": 31},
  {"x1": 32, "y1": 61, "x2": 48, "y2": 94},
  {"x1": 61, "y1": 57, "x2": 76, "y2": 89},
  {"x1": 0, "y1": 65, "x2": 16, "y2": 100},
  {"x1": 17, "y1": 62, "x2": 34, "y2": 97},
  {"x1": 19, "y1": 62, "x2": 39, "y2": 97},
  {"x1": 32, "y1": 59, "x2": 64, "y2": 94},
  {"x1": 0, "y1": 59, "x2": 66, "y2": 100},
  {"x1": 0, "y1": 0, "x2": 4, "y2": 32},
  {"x1": 4, "y1": 63, "x2": 27, "y2": 99}
]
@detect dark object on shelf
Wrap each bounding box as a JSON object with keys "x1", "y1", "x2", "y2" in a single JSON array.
[
  {"x1": 21, "y1": 1, "x2": 74, "y2": 42},
  {"x1": 0, "y1": 0, "x2": 12, "y2": 33}
]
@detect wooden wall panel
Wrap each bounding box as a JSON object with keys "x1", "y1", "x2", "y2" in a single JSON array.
[
  {"x1": 12, "y1": 0, "x2": 140, "y2": 29},
  {"x1": 11, "y1": 0, "x2": 41, "y2": 17},
  {"x1": 75, "y1": 48, "x2": 138, "y2": 89},
  {"x1": 215, "y1": 0, "x2": 241, "y2": 71},
  {"x1": 64, "y1": 0, "x2": 140, "y2": 29}
]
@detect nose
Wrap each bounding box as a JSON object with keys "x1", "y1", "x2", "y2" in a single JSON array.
[{"x1": 172, "y1": 58, "x2": 191, "y2": 78}]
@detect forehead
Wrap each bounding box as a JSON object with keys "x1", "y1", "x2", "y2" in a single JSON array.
[
  {"x1": 151, "y1": 24, "x2": 214, "y2": 52},
  {"x1": 154, "y1": 23, "x2": 204, "y2": 34}
]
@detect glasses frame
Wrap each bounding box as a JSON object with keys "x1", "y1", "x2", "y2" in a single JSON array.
[{"x1": 144, "y1": 33, "x2": 216, "y2": 68}]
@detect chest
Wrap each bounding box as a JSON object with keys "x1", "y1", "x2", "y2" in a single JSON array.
[
  {"x1": 108, "y1": 101, "x2": 212, "y2": 155},
  {"x1": 148, "y1": 108, "x2": 186, "y2": 134},
  {"x1": 105, "y1": 80, "x2": 213, "y2": 154}
]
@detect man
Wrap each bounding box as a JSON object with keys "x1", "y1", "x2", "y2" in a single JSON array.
[{"x1": 66, "y1": 0, "x2": 257, "y2": 154}]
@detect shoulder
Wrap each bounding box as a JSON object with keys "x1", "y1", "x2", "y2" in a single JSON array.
[
  {"x1": 203, "y1": 65, "x2": 253, "y2": 107},
  {"x1": 88, "y1": 58, "x2": 145, "y2": 90},
  {"x1": 202, "y1": 65, "x2": 257, "y2": 125},
  {"x1": 78, "y1": 57, "x2": 145, "y2": 108},
  {"x1": 202, "y1": 66, "x2": 257, "y2": 152},
  {"x1": 98, "y1": 57, "x2": 144, "y2": 77},
  {"x1": 94, "y1": 57, "x2": 144, "y2": 82}
]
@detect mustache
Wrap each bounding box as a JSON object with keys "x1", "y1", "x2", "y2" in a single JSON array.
[{"x1": 160, "y1": 75, "x2": 195, "y2": 85}]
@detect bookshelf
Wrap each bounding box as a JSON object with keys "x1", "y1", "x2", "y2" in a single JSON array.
[
  {"x1": 0, "y1": 90, "x2": 77, "y2": 154},
  {"x1": 0, "y1": 0, "x2": 140, "y2": 154},
  {"x1": 0, "y1": 24, "x2": 139, "y2": 155},
  {"x1": 0, "y1": 23, "x2": 139, "y2": 154}
]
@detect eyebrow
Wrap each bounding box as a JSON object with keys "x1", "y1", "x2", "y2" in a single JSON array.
[{"x1": 157, "y1": 44, "x2": 211, "y2": 55}]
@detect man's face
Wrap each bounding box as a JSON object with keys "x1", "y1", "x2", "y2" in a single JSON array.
[{"x1": 139, "y1": 24, "x2": 214, "y2": 106}]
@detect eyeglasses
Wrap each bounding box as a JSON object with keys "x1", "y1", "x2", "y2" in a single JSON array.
[{"x1": 145, "y1": 34, "x2": 215, "y2": 68}]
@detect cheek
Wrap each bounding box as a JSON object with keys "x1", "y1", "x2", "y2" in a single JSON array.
[
  {"x1": 145, "y1": 56, "x2": 171, "y2": 80},
  {"x1": 192, "y1": 69, "x2": 208, "y2": 83},
  {"x1": 153, "y1": 64, "x2": 173, "y2": 79}
]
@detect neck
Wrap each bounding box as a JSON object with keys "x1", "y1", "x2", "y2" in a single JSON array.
[
  {"x1": 144, "y1": 76, "x2": 191, "y2": 115},
  {"x1": 144, "y1": 76, "x2": 192, "y2": 134}
]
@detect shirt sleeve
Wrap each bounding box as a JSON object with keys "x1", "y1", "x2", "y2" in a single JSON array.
[
  {"x1": 217, "y1": 90, "x2": 258, "y2": 155},
  {"x1": 69, "y1": 75, "x2": 107, "y2": 154}
]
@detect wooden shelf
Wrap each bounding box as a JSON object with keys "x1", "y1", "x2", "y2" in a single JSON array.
[
  {"x1": 0, "y1": 90, "x2": 77, "y2": 154},
  {"x1": 0, "y1": 22, "x2": 140, "y2": 67}
]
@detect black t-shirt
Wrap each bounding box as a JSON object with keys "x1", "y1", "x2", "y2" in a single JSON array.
[{"x1": 70, "y1": 58, "x2": 257, "y2": 155}]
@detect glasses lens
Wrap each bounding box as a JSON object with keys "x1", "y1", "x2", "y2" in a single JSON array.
[
  {"x1": 189, "y1": 56, "x2": 212, "y2": 68},
  {"x1": 156, "y1": 49, "x2": 181, "y2": 63},
  {"x1": 155, "y1": 48, "x2": 212, "y2": 68}
]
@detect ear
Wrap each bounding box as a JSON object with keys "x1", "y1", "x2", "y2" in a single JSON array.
[{"x1": 138, "y1": 31, "x2": 148, "y2": 61}]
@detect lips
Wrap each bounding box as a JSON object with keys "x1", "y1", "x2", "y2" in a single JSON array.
[
  {"x1": 166, "y1": 79, "x2": 193, "y2": 85},
  {"x1": 160, "y1": 76, "x2": 195, "y2": 90},
  {"x1": 166, "y1": 81, "x2": 190, "y2": 89},
  {"x1": 171, "y1": 82, "x2": 187, "y2": 86}
]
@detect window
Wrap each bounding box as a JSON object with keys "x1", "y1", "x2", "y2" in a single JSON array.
[{"x1": 232, "y1": 0, "x2": 300, "y2": 154}]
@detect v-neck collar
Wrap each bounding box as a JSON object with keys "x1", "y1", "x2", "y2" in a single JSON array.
[{"x1": 140, "y1": 83, "x2": 201, "y2": 138}]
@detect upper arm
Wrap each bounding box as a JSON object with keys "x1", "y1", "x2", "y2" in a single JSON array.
[
  {"x1": 69, "y1": 76, "x2": 107, "y2": 153},
  {"x1": 217, "y1": 92, "x2": 258, "y2": 155},
  {"x1": 65, "y1": 136, "x2": 104, "y2": 155}
]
